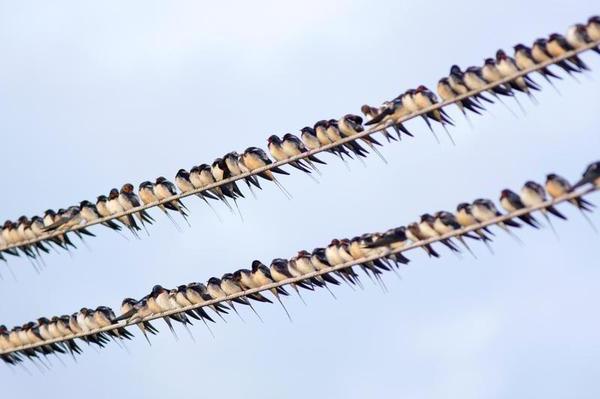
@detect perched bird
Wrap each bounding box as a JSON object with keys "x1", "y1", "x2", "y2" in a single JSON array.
[
  {"x1": 360, "y1": 104, "x2": 398, "y2": 142},
  {"x1": 338, "y1": 114, "x2": 387, "y2": 163},
  {"x1": 281, "y1": 133, "x2": 326, "y2": 173},
  {"x1": 251, "y1": 260, "x2": 292, "y2": 320},
  {"x1": 471, "y1": 199, "x2": 521, "y2": 240},
  {"x1": 79, "y1": 200, "x2": 122, "y2": 232},
  {"x1": 546, "y1": 173, "x2": 596, "y2": 231},
  {"x1": 587, "y1": 16, "x2": 600, "y2": 41},
  {"x1": 119, "y1": 183, "x2": 154, "y2": 235},
  {"x1": 546, "y1": 33, "x2": 590, "y2": 71},
  {"x1": 362, "y1": 101, "x2": 414, "y2": 140},
  {"x1": 154, "y1": 177, "x2": 191, "y2": 226},
  {"x1": 513, "y1": 43, "x2": 562, "y2": 91},
  {"x1": 496, "y1": 49, "x2": 540, "y2": 101},
  {"x1": 499, "y1": 189, "x2": 541, "y2": 228},
  {"x1": 176, "y1": 168, "x2": 222, "y2": 220},
  {"x1": 240, "y1": 147, "x2": 291, "y2": 199},
  {"x1": 268, "y1": 135, "x2": 313, "y2": 174},
  {"x1": 572, "y1": 161, "x2": 600, "y2": 190},
  {"x1": 566, "y1": 24, "x2": 600, "y2": 54},
  {"x1": 520, "y1": 181, "x2": 567, "y2": 221},
  {"x1": 107, "y1": 189, "x2": 140, "y2": 237}
]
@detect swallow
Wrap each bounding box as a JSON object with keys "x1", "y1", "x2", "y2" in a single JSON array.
[
  {"x1": 0, "y1": 325, "x2": 22, "y2": 365},
  {"x1": 73, "y1": 310, "x2": 108, "y2": 348},
  {"x1": 295, "y1": 249, "x2": 340, "y2": 290},
  {"x1": 521, "y1": 181, "x2": 567, "y2": 222},
  {"x1": 79, "y1": 200, "x2": 122, "y2": 232},
  {"x1": 220, "y1": 273, "x2": 264, "y2": 321},
  {"x1": 240, "y1": 147, "x2": 292, "y2": 199},
  {"x1": 572, "y1": 161, "x2": 600, "y2": 190},
  {"x1": 231, "y1": 269, "x2": 273, "y2": 303},
  {"x1": 349, "y1": 235, "x2": 398, "y2": 281},
  {"x1": 360, "y1": 104, "x2": 398, "y2": 142},
  {"x1": 413, "y1": 85, "x2": 456, "y2": 144},
  {"x1": 119, "y1": 183, "x2": 154, "y2": 234},
  {"x1": 310, "y1": 246, "x2": 360, "y2": 288},
  {"x1": 513, "y1": 43, "x2": 562, "y2": 92},
  {"x1": 405, "y1": 222, "x2": 440, "y2": 258},
  {"x1": 566, "y1": 24, "x2": 600, "y2": 54},
  {"x1": 531, "y1": 38, "x2": 581, "y2": 78},
  {"x1": 94, "y1": 306, "x2": 134, "y2": 342},
  {"x1": 418, "y1": 214, "x2": 461, "y2": 252},
  {"x1": 175, "y1": 168, "x2": 222, "y2": 220},
  {"x1": 281, "y1": 133, "x2": 326, "y2": 173},
  {"x1": 288, "y1": 253, "x2": 326, "y2": 291},
  {"x1": 174, "y1": 285, "x2": 215, "y2": 322},
  {"x1": 587, "y1": 16, "x2": 600, "y2": 42},
  {"x1": 224, "y1": 151, "x2": 262, "y2": 195},
  {"x1": 41, "y1": 210, "x2": 76, "y2": 251},
  {"x1": 496, "y1": 50, "x2": 540, "y2": 101},
  {"x1": 251, "y1": 260, "x2": 292, "y2": 320},
  {"x1": 546, "y1": 173, "x2": 595, "y2": 213},
  {"x1": 154, "y1": 177, "x2": 191, "y2": 225},
  {"x1": 338, "y1": 114, "x2": 388, "y2": 162},
  {"x1": 211, "y1": 158, "x2": 245, "y2": 218},
  {"x1": 138, "y1": 181, "x2": 180, "y2": 229},
  {"x1": 267, "y1": 135, "x2": 314, "y2": 175},
  {"x1": 189, "y1": 164, "x2": 235, "y2": 210},
  {"x1": 206, "y1": 276, "x2": 248, "y2": 322},
  {"x1": 466, "y1": 199, "x2": 521, "y2": 247},
  {"x1": 547, "y1": 33, "x2": 590, "y2": 71},
  {"x1": 184, "y1": 282, "x2": 231, "y2": 322},
  {"x1": 499, "y1": 189, "x2": 541, "y2": 228},
  {"x1": 449, "y1": 65, "x2": 495, "y2": 105},
  {"x1": 270, "y1": 258, "x2": 313, "y2": 304},
  {"x1": 120, "y1": 298, "x2": 158, "y2": 345},
  {"x1": 147, "y1": 285, "x2": 194, "y2": 340},
  {"x1": 436, "y1": 77, "x2": 483, "y2": 119},
  {"x1": 362, "y1": 101, "x2": 413, "y2": 140},
  {"x1": 326, "y1": 119, "x2": 369, "y2": 161},
  {"x1": 17, "y1": 216, "x2": 49, "y2": 258},
  {"x1": 471, "y1": 198, "x2": 522, "y2": 244},
  {"x1": 313, "y1": 120, "x2": 355, "y2": 160},
  {"x1": 432, "y1": 211, "x2": 480, "y2": 257},
  {"x1": 107, "y1": 189, "x2": 141, "y2": 237}
]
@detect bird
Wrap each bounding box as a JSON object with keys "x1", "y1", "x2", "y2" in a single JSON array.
[
  {"x1": 338, "y1": 114, "x2": 388, "y2": 163},
  {"x1": 587, "y1": 16, "x2": 600, "y2": 42},
  {"x1": 107, "y1": 189, "x2": 141, "y2": 237},
  {"x1": 471, "y1": 199, "x2": 521, "y2": 242},
  {"x1": 360, "y1": 104, "x2": 398, "y2": 142},
  {"x1": 496, "y1": 49, "x2": 540, "y2": 102},
  {"x1": 520, "y1": 181, "x2": 567, "y2": 233},
  {"x1": 566, "y1": 24, "x2": 600, "y2": 54},
  {"x1": 154, "y1": 177, "x2": 191, "y2": 226},
  {"x1": 79, "y1": 200, "x2": 122, "y2": 232},
  {"x1": 119, "y1": 183, "x2": 154, "y2": 235},
  {"x1": 211, "y1": 158, "x2": 246, "y2": 219},
  {"x1": 572, "y1": 161, "x2": 600, "y2": 190},
  {"x1": 546, "y1": 33, "x2": 590, "y2": 71},
  {"x1": 240, "y1": 147, "x2": 292, "y2": 199},
  {"x1": 250, "y1": 260, "x2": 292, "y2": 321},
  {"x1": 281, "y1": 133, "x2": 326, "y2": 173},
  {"x1": 175, "y1": 168, "x2": 222, "y2": 221},
  {"x1": 499, "y1": 189, "x2": 541, "y2": 228}
]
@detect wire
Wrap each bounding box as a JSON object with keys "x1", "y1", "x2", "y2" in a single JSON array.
[
  {"x1": 0, "y1": 40, "x2": 598, "y2": 254},
  {"x1": 1, "y1": 185, "x2": 596, "y2": 356}
]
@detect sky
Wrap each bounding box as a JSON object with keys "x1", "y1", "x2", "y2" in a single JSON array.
[{"x1": 0, "y1": 1, "x2": 599, "y2": 397}]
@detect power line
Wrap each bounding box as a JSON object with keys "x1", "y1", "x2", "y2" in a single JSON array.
[
  {"x1": 1, "y1": 185, "x2": 595, "y2": 355},
  {"x1": 0, "y1": 39, "x2": 598, "y2": 254}
]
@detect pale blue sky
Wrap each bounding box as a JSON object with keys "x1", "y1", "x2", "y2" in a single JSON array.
[{"x1": 1, "y1": 1, "x2": 599, "y2": 398}]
